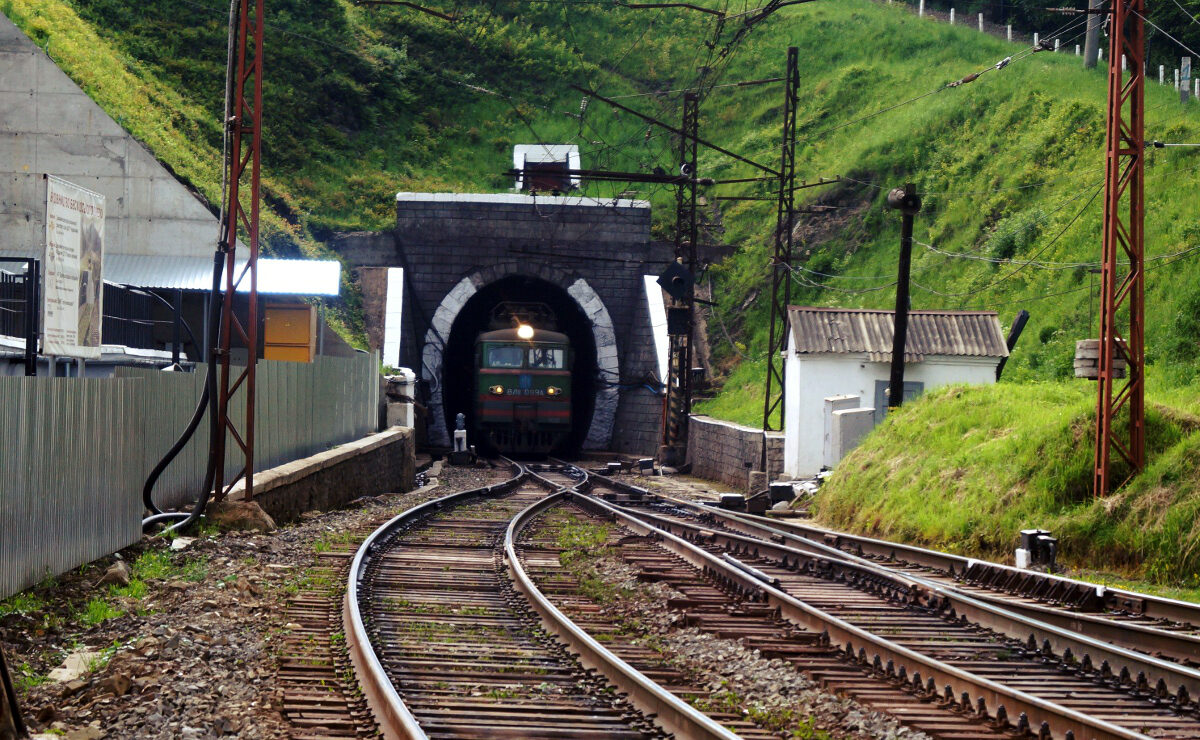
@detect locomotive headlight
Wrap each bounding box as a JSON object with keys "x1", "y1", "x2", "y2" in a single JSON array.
[
  {"x1": 547, "y1": 386, "x2": 561, "y2": 396},
  {"x1": 490, "y1": 384, "x2": 505, "y2": 395},
  {"x1": 516, "y1": 324, "x2": 534, "y2": 340}
]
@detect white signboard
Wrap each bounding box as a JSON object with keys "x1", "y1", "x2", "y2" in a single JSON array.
[{"x1": 43, "y1": 175, "x2": 105, "y2": 359}]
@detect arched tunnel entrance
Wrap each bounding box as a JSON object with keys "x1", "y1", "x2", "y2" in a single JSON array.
[{"x1": 440, "y1": 275, "x2": 598, "y2": 457}]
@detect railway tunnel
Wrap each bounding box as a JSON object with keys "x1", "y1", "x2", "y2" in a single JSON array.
[
  {"x1": 439, "y1": 274, "x2": 599, "y2": 456},
  {"x1": 337, "y1": 191, "x2": 675, "y2": 456}
]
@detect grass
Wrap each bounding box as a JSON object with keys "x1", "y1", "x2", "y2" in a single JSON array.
[
  {"x1": 76, "y1": 597, "x2": 124, "y2": 626},
  {"x1": 0, "y1": 592, "x2": 47, "y2": 617},
  {"x1": 815, "y1": 380, "x2": 1200, "y2": 585}
]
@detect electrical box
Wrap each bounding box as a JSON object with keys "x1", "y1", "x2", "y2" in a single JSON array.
[{"x1": 264, "y1": 304, "x2": 317, "y2": 362}]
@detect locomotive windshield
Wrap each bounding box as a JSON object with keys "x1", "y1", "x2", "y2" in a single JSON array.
[
  {"x1": 487, "y1": 346, "x2": 525, "y2": 368},
  {"x1": 528, "y1": 348, "x2": 565, "y2": 369}
]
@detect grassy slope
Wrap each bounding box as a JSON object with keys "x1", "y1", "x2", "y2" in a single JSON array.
[
  {"x1": 17, "y1": 0, "x2": 1200, "y2": 581},
  {"x1": 816, "y1": 381, "x2": 1200, "y2": 585}
]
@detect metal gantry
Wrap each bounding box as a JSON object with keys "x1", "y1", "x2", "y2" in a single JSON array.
[
  {"x1": 761, "y1": 47, "x2": 799, "y2": 450},
  {"x1": 1094, "y1": 0, "x2": 1145, "y2": 498},
  {"x1": 663, "y1": 92, "x2": 700, "y2": 455},
  {"x1": 213, "y1": 0, "x2": 264, "y2": 501}
]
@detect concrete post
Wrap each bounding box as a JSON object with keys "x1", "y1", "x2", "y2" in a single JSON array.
[
  {"x1": 1007, "y1": 24, "x2": 1012, "y2": 41},
  {"x1": 1034, "y1": 32, "x2": 1038, "y2": 47},
  {"x1": 1076, "y1": 44, "x2": 1081, "y2": 55},
  {"x1": 1122, "y1": 54, "x2": 1126, "y2": 71},
  {"x1": 919, "y1": 0, "x2": 924, "y2": 17},
  {"x1": 1083, "y1": 0, "x2": 1101, "y2": 68},
  {"x1": 950, "y1": 7, "x2": 954, "y2": 24},
  {"x1": 978, "y1": 12, "x2": 984, "y2": 32},
  {"x1": 1055, "y1": 39, "x2": 1060, "y2": 52},
  {"x1": 1175, "y1": 68, "x2": 1181, "y2": 89}
]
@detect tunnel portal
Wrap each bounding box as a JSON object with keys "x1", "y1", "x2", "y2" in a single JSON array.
[{"x1": 440, "y1": 275, "x2": 598, "y2": 456}]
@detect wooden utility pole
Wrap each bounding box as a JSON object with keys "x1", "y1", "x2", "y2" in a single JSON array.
[
  {"x1": 885, "y1": 184, "x2": 921, "y2": 411},
  {"x1": 1094, "y1": 0, "x2": 1145, "y2": 497}
]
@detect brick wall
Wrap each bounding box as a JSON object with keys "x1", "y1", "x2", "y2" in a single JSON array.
[
  {"x1": 686, "y1": 415, "x2": 784, "y2": 491},
  {"x1": 248, "y1": 427, "x2": 415, "y2": 523},
  {"x1": 333, "y1": 194, "x2": 675, "y2": 455}
]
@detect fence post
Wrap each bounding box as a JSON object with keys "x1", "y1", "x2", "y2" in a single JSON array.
[
  {"x1": 1160, "y1": 65, "x2": 1165, "y2": 84},
  {"x1": 1122, "y1": 54, "x2": 1126, "y2": 72},
  {"x1": 1054, "y1": 38, "x2": 1060, "y2": 52},
  {"x1": 950, "y1": 7, "x2": 954, "y2": 24},
  {"x1": 1007, "y1": 24, "x2": 1012, "y2": 41},
  {"x1": 978, "y1": 12, "x2": 984, "y2": 32},
  {"x1": 919, "y1": 0, "x2": 924, "y2": 17},
  {"x1": 1076, "y1": 44, "x2": 1081, "y2": 55},
  {"x1": 1098, "y1": 47, "x2": 1102, "y2": 62}
]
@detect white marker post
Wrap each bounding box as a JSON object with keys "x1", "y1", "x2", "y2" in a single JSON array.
[
  {"x1": 950, "y1": 7, "x2": 954, "y2": 24},
  {"x1": 1160, "y1": 65, "x2": 1166, "y2": 85},
  {"x1": 1007, "y1": 24, "x2": 1012, "y2": 41},
  {"x1": 1076, "y1": 44, "x2": 1081, "y2": 56},
  {"x1": 1182, "y1": 57, "x2": 1191, "y2": 102},
  {"x1": 1122, "y1": 54, "x2": 1126, "y2": 71},
  {"x1": 919, "y1": 0, "x2": 924, "y2": 17},
  {"x1": 979, "y1": 13, "x2": 984, "y2": 31},
  {"x1": 1034, "y1": 32, "x2": 1039, "y2": 47}
]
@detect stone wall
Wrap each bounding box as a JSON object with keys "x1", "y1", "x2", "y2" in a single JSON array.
[
  {"x1": 686, "y1": 415, "x2": 784, "y2": 491},
  {"x1": 239, "y1": 427, "x2": 415, "y2": 523},
  {"x1": 333, "y1": 194, "x2": 674, "y2": 455}
]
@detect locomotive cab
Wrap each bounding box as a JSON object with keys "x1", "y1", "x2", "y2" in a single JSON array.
[{"x1": 475, "y1": 326, "x2": 572, "y2": 456}]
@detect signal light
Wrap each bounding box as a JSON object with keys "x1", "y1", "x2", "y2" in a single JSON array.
[
  {"x1": 490, "y1": 385, "x2": 505, "y2": 395},
  {"x1": 516, "y1": 324, "x2": 534, "y2": 339},
  {"x1": 547, "y1": 386, "x2": 561, "y2": 396}
]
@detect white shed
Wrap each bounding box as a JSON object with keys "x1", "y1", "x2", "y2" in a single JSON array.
[{"x1": 782, "y1": 306, "x2": 1009, "y2": 478}]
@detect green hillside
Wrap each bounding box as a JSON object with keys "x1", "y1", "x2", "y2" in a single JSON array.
[
  {"x1": 15, "y1": 0, "x2": 1200, "y2": 581},
  {"x1": 13, "y1": 0, "x2": 1200, "y2": 373}
]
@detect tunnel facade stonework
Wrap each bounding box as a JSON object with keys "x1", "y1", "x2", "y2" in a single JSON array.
[{"x1": 337, "y1": 193, "x2": 671, "y2": 455}]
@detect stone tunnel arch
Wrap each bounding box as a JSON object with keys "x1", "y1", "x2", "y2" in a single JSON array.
[{"x1": 420, "y1": 262, "x2": 619, "y2": 451}]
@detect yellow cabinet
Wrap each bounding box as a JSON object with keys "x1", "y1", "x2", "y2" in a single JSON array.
[{"x1": 264, "y1": 304, "x2": 316, "y2": 362}]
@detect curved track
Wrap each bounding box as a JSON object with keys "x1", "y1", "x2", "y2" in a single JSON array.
[
  {"x1": 343, "y1": 461, "x2": 736, "y2": 739},
  {"x1": 571, "y1": 469, "x2": 1200, "y2": 740}
]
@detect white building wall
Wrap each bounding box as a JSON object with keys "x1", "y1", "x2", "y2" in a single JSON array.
[{"x1": 783, "y1": 344, "x2": 999, "y2": 478}]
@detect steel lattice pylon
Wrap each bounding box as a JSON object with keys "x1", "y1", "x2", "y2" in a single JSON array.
[
  {"x1": 663, "y1": 93, "x2": 700, "y2": 453},
  {"x1": 1095, "y1": 0, "x2": 1145, "y2": 497},
  {"x1": 213, "y1": 0, "x2": 264, "y2": 501},
  {"x1": 762, "y1": 47, "x2": 799, "y2": 443}
]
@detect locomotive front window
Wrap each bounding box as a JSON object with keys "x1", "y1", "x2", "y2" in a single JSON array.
[
  {"x1": 528, "y1": 347, "x2": 565, "y2": 369},
  {"x1": 487, "y1": 346, "x2": 525, "y2": 368}
]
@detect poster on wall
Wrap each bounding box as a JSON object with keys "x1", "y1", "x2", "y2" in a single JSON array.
[{"x1": 43, "y1": 175, "x2": 105, "y2": 359}]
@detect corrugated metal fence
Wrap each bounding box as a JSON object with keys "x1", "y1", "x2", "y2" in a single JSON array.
[{"x1": 1, "y1": 352, "x2": 379, "y2": 598}]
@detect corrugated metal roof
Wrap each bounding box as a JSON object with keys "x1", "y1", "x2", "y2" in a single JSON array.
[
  {"x1": 0, "y1": 252, "x2": 340, "y2": 295},
  {"x1": 787, "y1": 306, "x2": 1008, "y2": 362}
]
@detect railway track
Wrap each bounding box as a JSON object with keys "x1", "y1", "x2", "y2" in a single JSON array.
[
  {"x1": 340, "y1": 458, "x2": 1200, "y2": 739},
  {"x1": 571, "y1": 468, "x2": 1200, "y2": 740},
  {"x1": 343, "y1": 461, "x2": 736, "y2": 739}
]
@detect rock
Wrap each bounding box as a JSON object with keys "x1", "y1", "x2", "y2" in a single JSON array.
[
  {"x1": 96, "y1": 673, "x2": 132, "y2": 697},
  {"x1": 299, "y1": 510, "x2": 324, "y2": 521},
  {"x1": 97, "y1": 561, "x2": 131, "y2": 588},
  {"x1": 47, "y1": 650, "x2": 101, "y2": 683},
  {"x1": 63, "y1": 727, "x2": 104, "y2": 740},
  {"x1": 170, "y1": 537, "x2": 196, "y2": 551},
  {"x1": 35, "y1": 704, "x2": 58, "y2": 723},
  {"x1": 204, "y1": 501, "x2": 276, "y2": 533},
  {"x1": 234, "y1": 576, "x2": 262, "y2": 597},
  {"x1": 60, "y1": 679, "x2": 89, "y2": 698}
]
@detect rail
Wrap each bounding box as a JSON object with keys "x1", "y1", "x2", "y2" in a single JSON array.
[
  {"x1": 506, "y1": 470, "x2": 741, "y2": 740},
  {"x1": 571, "y1": 469, "x2": 1154, "y2": 740},
  {"x1": 343, "y1": 460, "x2": 525, "y2": 739}
]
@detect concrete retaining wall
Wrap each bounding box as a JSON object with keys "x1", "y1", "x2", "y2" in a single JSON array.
[
  {"x1": 242, "y1": 426, "x2": 415, "y2": 524},
  {"x1": 686, "y1": 415, "x2": 783, "y2": 491}
]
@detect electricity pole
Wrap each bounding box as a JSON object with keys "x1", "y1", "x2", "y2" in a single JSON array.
[
  {"x1": 662, "y1": 92, "x2": 700, "y2": 462},
  {"x1": 1083, "y1": 0, "x2": 1103, "y2": 69},
  {"x1": 1095, "y1": 0, "x2": 1145, "y2": 497},
  {"x1": 885, "y1": 184, "x2": 921, "y2": 411},
  {"x1": 213, "y1": 0, "x2": 264, "y2": 501},
  {"x1": 761, "y1": 46, "x2": 799, "y2": 471}
]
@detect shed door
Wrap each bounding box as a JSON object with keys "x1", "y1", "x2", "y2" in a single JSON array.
[{"x1": 873, "y1": 380, "x2": 924, "y2": 425}]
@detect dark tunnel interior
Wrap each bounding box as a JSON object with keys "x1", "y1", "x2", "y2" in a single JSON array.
[{"x1": 440, "y1": 275, "x2": 598, "y2": 457}]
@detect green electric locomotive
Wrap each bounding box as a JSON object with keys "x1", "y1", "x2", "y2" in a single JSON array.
[{"x1": 475, "y1": 324, "x2": 572, "y2": 455}]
